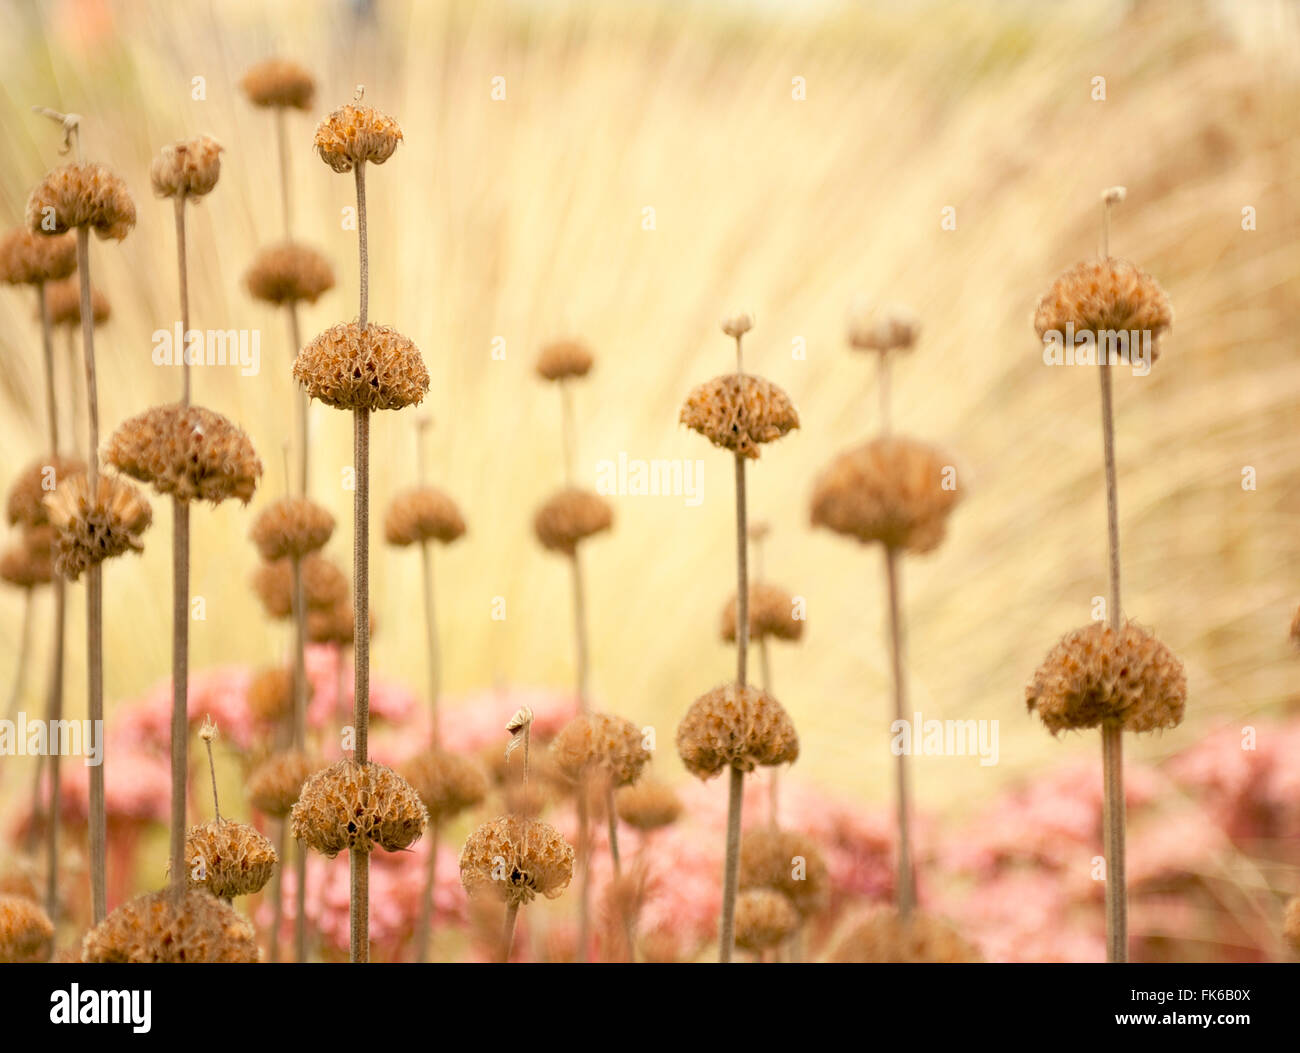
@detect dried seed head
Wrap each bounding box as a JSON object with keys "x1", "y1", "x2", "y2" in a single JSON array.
[
  {"x1": 244, "y1": 242, "x2": 335, "y2": 305},
  {"x1": 402, "y1": 749, "x2": 489, "y2": 822},
  {"x1": 0, "y1": 228, "x2": 75, "y2": 285},
  {"x1": 26, "y1": 162, "x2": 136, "y2": 241},
  {"x1": 246, "y1": 749, "x2": 321, "y2": 818},
  {"x1": 43, "y1": 473, "x2": 152, "y2": 581},
  {"x1": 680, "y1": 374, "x2": 799, "y2": 459},
  {"x1": 240, "y1": 58, "x2": 316, "y2": 110},
  {"x1": 313, "y1": 104, "x2": 403, "y2": 173},
  {"x1": 535, "y1": 340, "x2": 593, "y2": 381},
  {"x1": 294, "y1": 321, "x2": 429, "y2": 411},
  {"x1": 809, "y1": 437, "x2": 960, "y2": 553},
  {"x1": 847, "y1": 301, "x2": 920, "y2": 352},
  {"x1": 81, "y1": 889, "x2": 259, "y2": 963},
  {"x1": 533, "y1": 488, "x2": 612, "y2": 554},
  {"x1": 676, "y1": 683, "x2": 799, "y2": 778},
  {"x1": 384, "y1": 487, "x2": 466, "y2": 546},
  {"x1": 739, "y1": 827, "x2": 830, "y2": 918},
  {"x1": 459, "y1": 815, "x2": 575, "y2": 907},
  {"x1": 250, "y1": 496, "x2": 335, "y2": 561},
  {"x1": 1026, "y1": 621, "x2": 1187, "y2": 735},
  {"x1": 252, "y1": 552, "x2": 348, "y2": 620},
  {"x1": 1102, "y1": 185, "x2": 1127, "y2": 206},
  {"x1": 551, "y1": 713, "x2": 651, "y2": 788},
  {"x1": 1033, "y1": 258, "x2": 1173, "y2": 361},
  {"x1": 106, "y1": 403, "x2": 262, "y2": 505},
  {"x1": 830, "y1": 910, "x2": 981, "y2": 963},
  {"x1": 1284, "y1": 897, "x2": 1300, "y2": 953},
  {"x1": 7, "y1": 454, "x2": 86, "y2": 527},
  {"x1": 180, "y1": 819, "x2": 278, "y2": 898},
  {"x1": 245, "y1": 666, "x2": 302, "y2": 725},
  {"x1": 291, "y1": 759, "x2": 427, "y2": 856},
  {"x1": 44, "y1": 277, "x2": 109, "y2": 327},
  {"x1": 306, "y1": 598, "x2": 373, "y2": 645},
  {"x1": 721, "y1": 582, "x2": 804, "y2": 643},
  {"x1": 721, "y1": 313, "x2": 754, "y2": 339},
  {"x1": 615, "y1": 778, "x2": 682, "y2": 832},
  {"x1": 0, "y1": 526, "x2": 55, "y2": 589},
  {"x1": 734, "y1": 889, "x2": 799, "y2": 952},
  {"x1": 0, "y1": 895, "x2": 54, "y2": 963},
  {"x1": 150, "y1": 136, "x2": 223, "y2": 199}
]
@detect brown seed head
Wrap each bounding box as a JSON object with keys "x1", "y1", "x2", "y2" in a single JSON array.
[
  {"x1": 43, "y1": 473, "x2": 152, "y2": 581},
  {"x1": 1026, "y1": 621, "x2": 1187, "y2": 735},
  {"x1": 402, "y1": 749, "x2": 489, "y2": 822},
  {"x1": 253, "y1": 552, "x2": 348, "y2": 620},
  {"x1": 739, "y1": 827, "x2": 830, "y2": 918},
  {"x1": 106, "y1": 403, "x2": 262, "y2": 505},
  {"x1": 721, "y1": 582, "x2": 804, "y2": 643},
  {"x1": 830, "y1": 910, "x2": 981, "y2": 963},
  {"x1": 246, "y1": 749, "x2": 321, "y2": 818},
  {"x1": 551, "y1": 713, "x2": 651, "y2": 788},
  {"x1": 244, "y1": 242, "x2": 335, "y2": 305},
  {"x1": 734, "y1": 889, "x2": 800, "y2": 952},
  {"x1": 809, "y1": 436, "x2": 960, "y2": 553},
  {"x1": 180, "y1": 819, "x2": 278, "y2": 898},
  {"x1": 291, "y1": 760, "x2": 427, "y2": 856},
  {"x1": 0, "y1": 228, "x2": 75, "y2": 285},
  {"x1": 151, "y1": 136, "x2": 223, "y2": 199},
  {"x1": 0, "y1": 895, "x2": 54, "y2": 963},
  {"x1": 615, "y1": 778, "x2": 682, "y2": 832},
  {"x1": 847, "y1": 301, "x2": 920, "y2": 352},
  {"x1": 680, "y1": 374, "x2": 799, "y2": 459},
  {"x1": 245, "y1": 666, "x2": 300, "y2": 726},
  {"x1": 240, "y1": 58, "x2": 316, "y2": 110},
  {"x1": 459, "y1": 815, "x2": 575, "y2": 907},
  {"x1": 7, "y1": 454, "x2": 86, "y2": 527},
  {"x1": 0, "y1": 526, "x2": 55, "y2": 589},
  {"x1": 306, "y1": 598, "x2": 374, "y2": 645},
  {"x1": 533, "y1": 488, "x2": 612, "y2": 554},
  {"x1": 384, "y1": 486, "x2": 466, "y2": 546},
  {"x1": 26, "y1": 162, "x2": 136, "y2": 241},
  {"x1": 1033, "y1": 258, "x2": 1173, "y2": 362},
  {"x1": 294, "y1": 321, "x2": 429, "y2": 411},
  {"x1": 81, "y1": 888, "x2": 259, "y2": 963},
  {"x1": 250, "y1": 496, "x2": 335, "y2": 561},
  {"x1": 676, "y1": 683, "x2": 799, "y2": 778},
  {"x1": 44, "y1": 277, "x2": 109, "y2": 327},
  {"x1": 313, "y1": 104, "x2": 403, "y2": 173},
  {"x1": 535, "y1": 340, "x2": 594, "y2": 381}
]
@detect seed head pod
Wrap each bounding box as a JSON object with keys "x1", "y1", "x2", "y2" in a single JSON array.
[
  {"x1": 734, "y1": 889, "x2": 799, "y2": 952},
  {"x1": 551, "y1": 712, "x2": 651, "y2": 788},
  {"x1": 291, "y1": 760, "x2": 427, "y2": 856},
  {"x1": 150, "y1": 136, "x2": 223, "y2": 199},
  {"x1": 1284, "y1": 897, "x2": 1300, "y2": 953},
  {"x1": 402, "y1": 749, "x2": 489, "y2": 822},
  {"x1": 6, "y1": 454, "x2": 86, "y2": 527},
  {"x1": 384, "y1": 486, "x2": 466, "y2": 546},
  {"x1": 533, "y1": 488, "x2": 612, "y2": 554},
  {"x1": 535, "y1": 340, "x2": 593, "y2": 381},
  {"x1": 245, "y1": 666, "x2": 301, "y2": 725},
  {"x1": 43, "y1": 473, "x2": 152, "y2": 581},
  {"x1": 179, "y1": 819, "x2": 278, "y2": 898},
  {"x1": 1026, "y1": 621, "x2": 1187, "y2": 735},
  {"x1": 0, "y1": 228, "x2": 75, "y2": 285},
  {"x1": 809, "y1": 436, "x2": 960, "y2": 554},
  {"x1": 0, "y1": 895, "x2": 54, "y2": 963},
  {"x1": 847, "y1": 301, "x2": 919, "y2": 353},
  {"x1": 81, "y1": 888, "x2": 259, "y2": 963},
  {"x1": 313, "y1": 104, "x2": 403, "y2": 173},
  {"x1": 307, "y1": 598, "x2": 374, "y2": 645},
  {"x1": 680, "y1": 374, "x2": 799, "y2": 459},
  {"x1": 720, "y1": 313, "x2": 753, "y2": 339},
  {"x1": 44, "y1": 277, "x2": 109, "y2": 327},
  {"x1": 250, "y1": 496, "x2": 335, "y2": 561},
  {"x1": 460, "y1": 815, "x2": 575, "y2": 907},
  {"x1": 1034, "y1": 258, "x2": 1173, "y2": 362},
  {"x1": 240, "y1": 58, "x2": 316, "y2": 110},
  {"x1": 252, "y1": 552, "x2": 348, "y2": 620},
  {"x1": 721, "y1": 582, "x2": 804, "y2": 643},
  {"x1": 615, "y1": 778, "x2": 682, "y2": 832},
  {"x1": 0, "y1": 526, "x2": 54, "y2": 589},
  {"x1": 830, "y1": 909, "x2": 981, "y2": 963},
  {"x1": 26, "y1": 162, "x2": 136, "y2": 241},
  {"x1": 244, "y1": 241, "x2": 335, "y2": 305},
  {"x1": 739, "y1": 827, "x2": 829, "y2": 918},
  {"x1": 294, "y1": 321, "x2": 429, "y2": 411},
  {"x1": 246, "y1": 749, "x2": 321, "y2": 818},
  {"x1": 676, "y1": 683, "x2": 799, "y2": 778},
  {"x1": 106, "y1": 403, "x2": 262, "y2": 505}
]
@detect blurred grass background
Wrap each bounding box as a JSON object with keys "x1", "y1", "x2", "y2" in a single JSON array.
[{"x1": 0, "y1": 0, "x2": 1297, "y2": 824}]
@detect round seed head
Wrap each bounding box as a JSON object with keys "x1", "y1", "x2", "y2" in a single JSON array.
[
  {"x1": 44, "y1": 277, "x2": 109, "y2": 327},
  {"x1": 6, "y1": 454, "x2": 86, "y2": 527},
  {"x1": 306, "y1": 597, "x2": 374, "y2": 644},
  {"x1": 676, "y1": 683, "x2": 799, "y2": 778},
  {"x1": 551, "y1": 713, "x2": 651, "y2": 788},
  {"x1": 244, "y1": 241, "x2": 335, "y2": 305},
  {"x1": 734, "y1": 889, "x2": 799, "y2": 952},
  {"x1": 0, "y1": 895, "x2": 54, "y2": 963},
  {"x1": 460, "y1": 815, "x2": 575, "y2": 907},
  {"x1": 106, "y1": 403, "x2": 262, "y2": 504},
  {"x1": 721, "y1": 582, "x2": 804, "y2": 643},
  {"x1": 847, "y1": 300, "x2": 920, "y2": 352},
  {"x1": 81, "y1": 888, "x2": 259, "y2": 963},
  {"x1": 240, "y1": 58, "x2": 316, "y2": 110},
  {"x1": 615, "y1": 778, "x2": 682, "y2": 832},
  {"x1": 739, "y1": 827, "x2": 830, "y2": 918},
  {"x1": 830, "y1": 910, "x2": 981, "y2": 963},
  {"x1": 26, "y1": 162, "x2": 136, "y2": 241},
  {"x1": 535, "y1": 340, "x2": 593, "y2": 381},
  {"x1": 384, "y1": 486, "x2": 466, "y2": 546},
  {"x1": 721, "y1": 313, "x2": 754, "y2": 339},
  {"x1": 533, "y1": 488, "x2": 612, "y2": 554},
  {"x1": 246, "y1": 749, "x2": 321, "y2": 818},
  {"x1": 402, "y1": 748, "x2": 489, "y2": 821},
  {"x1": 1284, "y1": 897, "x2": 1300, "y2": 953},
  {"x1": 313, "y1": 104, "x2": 403, "y2": 173},
  {"x1": 0, "y1": 526, "x2": 54, "y2": 589},
  {"x1": 1033, "y1": 258, "x2": 1173, "y2": 361},
  {"x1": 250, "y1": 496, "x2": 335, "y2": 560},
  {"x1": 809, "y1": 436, "x2": 960, "y2": 553},
  {"x1": 1026, "y1": 621, "x2": 1187, "y2": 735},
  {"x1": 293, "y1": 321, "x2": 429, "y2": 411},
  {"x1": 291, "y1": 759, "x2": 427, "y2": 856},
  {"x1": 150, "y1": 136, "x2": 223, "y2": 199},
  {"x1": 245, "y1": 666, "x2": 300, "y2": 725},
  {"x1": 0, "y1": 228, "x2": 75, "y2": 285},
  {"x1": 252, "y1": 552, "x2": 348, "y2": 620},
  {"x1": 680, "y1": 374, "x2": 799, "y2": 459},
  {"x1": 180, "y1": 819, "x2": 278, "y2": 898},
  {"x1": 43, "y1": 473, "x2": 152, "y2": 581}
]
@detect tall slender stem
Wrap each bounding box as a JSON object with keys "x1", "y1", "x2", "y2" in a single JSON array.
[
  {"x1": 884, "y1": 545, "x2": 915, "y2": 918},
  {"x1": 288, "y1": 303, "x2": 308, "y2": 495},
  {"x1": 175, "y1": 198, "x2": 190, "y2": 408},
  {"x1": 276, "y1": 107, "x2": 293, "y2": 240},
  {"x1": 719, "y1": 448, "x2": 749, "y2": 964},
  {"x1": 571, "y1": 550, "x2": 590, "y2": 714},
  {"x1": 413, "y1": 817, "x2": 440, "y2": 963},
  {"x1": 170, "y1": 500, "x2": 190, "y2": 899},
  {"x1": 355, "y1": 165, "x2": 368, "y2": 329},
  {"x1": 269, "y1": 819, "x2": 286, "y2": 962},
  {"x1": 292, "y1": 558, "x2": 308, "y2": 748},
  {"x1": 44, "y1": 580, "x2": 64, "y2": 924},
  {"x1": 5, "y1": 592, "x2": 33, "y2": 722},
  {"x1": 420, "y1": 541, "x2": 440, "y2": 742},
  {"x1": 878, "y1": 351, "x2": 892, "y2": 435},
  {"x1": 202, "y1": 723, "x2": 221, "y2": 823},
  {"x1": 576, "y1": 780, "x2": 591, "y2": 962},
  {"x1": 501, "y1": 901, "x2": 519, "y2": 963},
  {"x1": 38, "y1": 284, "x2": 57, "y2": 452},
  {"x1": 560, "y1": 380, "x2": 575, "y2": 487}
]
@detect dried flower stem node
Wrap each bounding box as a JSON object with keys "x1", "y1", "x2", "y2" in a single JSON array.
[
  {"x1": 1033, "y1": 258, "x2": 1173, "y2": 363},
  {"x1": 402, "y1": 748, "x2": 489, "y2": 822},
  {"x1": 151, "y1": 136, "x2": 223, "y2": 199},
  {"x1": 246, "y1": 749, "x2": 323, "y2": 818},
  {"x1": 533, "y1": 488, "x2": 612, "y2": 554},
  {"x1": 739, "y1": 827, "x2": 830, "y2": 918},
  {"x1": 43, "y1": 472, "x2": 152, "y2": 580},
  {"x1": 7, "y1": 454, "x2": 86, "y2": 527},
  {"x1": 81, "y1": 889, "x2": 259, "y2": 963},
  {"x1": 253, "y1": 552, "x2": 348, "y2": 620},
  {"x1": 847, "y1": 301, "x2": 920, "y2": 353},
  {"x1": 535, "y1": 340, "x2": 594, "y2": 381},
  {"x1": 26, "y1": 163, "x2": 136, "y2": 241},
  {"x1": 830, "y1": 909, "x2": 981, "y2": 963},
  {"x1": 177, "y1": 819, "x2": 278, "y2": 898},
  {"x1": 241, "y1": 58, "x2": 316, "y2": 110},
  {"x1": 250, "y1": 496, "x2": 335, "y2": 560},
  {"x1": 0, "y1": 525, "x2": 55, "y2": 589},
  {"x1": 385, "y1": 486, "x2": 466, "y2": 546},
  {"x1": 293, "y1": 321, "x2": 429, "y2": 411},
  {"x1": 246, "y1": 666, "x2": 307, "y2": 725},
  {"x1": 0, "y1": 228, "x2": 75, "y2": 285},
  {"x1": 313, "y1": 104, "x2": 403, "y2": 173},
  {"x1": 676, "y1": 682, "x2": 799, "y2": 778},
  {"x1": 460, "y1": 815, "x2": 575, "y2": 907},
  {"x1": 551, "y1": 712, "x2": 651, "y2": 788},
  {"x1": 45, "y1": 278, "x2": 110, "y2": 327},
  {"x1": 615, "y1": 778, "x2": 682, "y2": 832},
  {"x1": 680, "y1": 374, "x2": 799, "y2": 459},
  {"x1": 291, "y1": 759, "x2": 427, "y2": 856},
  {"x1": 244, "y1": 242, "x2": 335, "y2": 305},
  {"x1": 734, "y1": 888, "x2": 799, "y2": 952},
  {"x1": 721, "y1": 582, "x2": 804, "y2": 643},
  {"x1": 0, "y1": 895, "x2": 55, "y2": 963}
]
